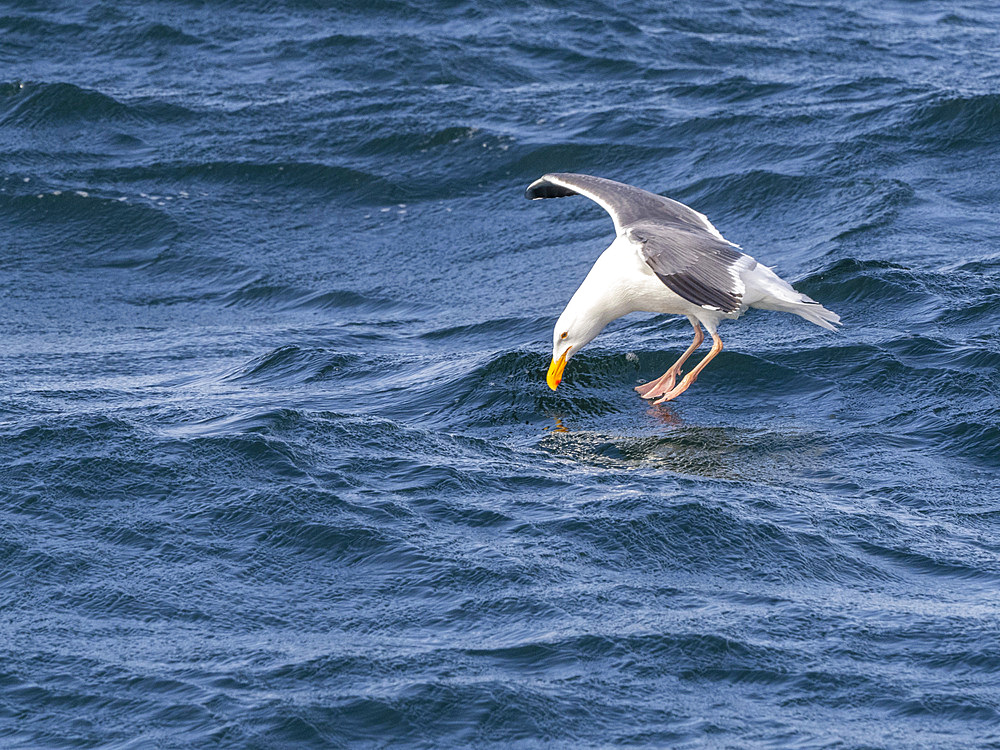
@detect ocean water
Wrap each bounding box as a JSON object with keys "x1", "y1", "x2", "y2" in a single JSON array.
[{"x1": 3, "y1": 0, "x2": 1000, "y2": 747}]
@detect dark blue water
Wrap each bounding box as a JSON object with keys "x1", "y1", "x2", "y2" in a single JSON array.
[{"x1": 3, "y1": 1, "x2": 1000, "y2": 747}]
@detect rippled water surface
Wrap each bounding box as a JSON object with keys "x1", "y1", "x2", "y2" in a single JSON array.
[{"x1": 3, "y1": 1, "x2": 1000, "y2": 747}]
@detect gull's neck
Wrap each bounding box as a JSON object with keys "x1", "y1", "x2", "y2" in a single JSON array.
[{"x1": 560, "y1": 238, "x2": 636, "y2": 343}]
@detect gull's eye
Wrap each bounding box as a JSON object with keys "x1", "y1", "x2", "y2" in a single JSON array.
[{"x1": 560, "y1": 331, "x2": 568, "y2": 340}]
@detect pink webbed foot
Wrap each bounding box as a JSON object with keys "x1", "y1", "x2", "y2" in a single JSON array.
[
  {"x1": 651, "y1": 331, "x2": 724, "y2": 404},
  {"x1": 634, "y1": 368, "x2": 679, "y2": 399},
  {"x1": 652, "y1": 374, "x2": 695, "y2": 404},
  {"x1": 635, "y1": 319, "x2": 705, "y2": 402}
]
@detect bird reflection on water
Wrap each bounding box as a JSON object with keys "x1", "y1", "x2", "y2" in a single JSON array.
[
  {"x1": 545, "y1": 406, "x2": 684, "y2": 435},
  {"x1": 646, "y1": 404, "x2": 685, "y2": 428},
  {"x1": 539, "y1": 408, "x2": 824, "y2": 483}
]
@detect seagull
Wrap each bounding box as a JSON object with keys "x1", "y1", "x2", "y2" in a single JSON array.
[{"x1": 525, "y1": 173, "x2": 840, "y2": 403}]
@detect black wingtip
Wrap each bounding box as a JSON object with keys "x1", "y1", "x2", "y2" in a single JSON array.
[{"x1": 524, "y1": 177, "x2": 579, "y2": 201}]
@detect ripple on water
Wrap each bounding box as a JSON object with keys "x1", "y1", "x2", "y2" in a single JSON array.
[
  {"x1": 5, "y1": 0, "x2": 1000, "y2": 747},
  {"x1": 0, "y1": 80, "x2": 193, "y2": 127},
  {"x1": 906, "y1": 92, "x2": 1000, "y2": 148},
  {"x1": 0, "y1": 189, "x2": 178, "y2": 263}
]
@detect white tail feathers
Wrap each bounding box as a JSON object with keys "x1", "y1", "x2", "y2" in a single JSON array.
[
  {"x1": 741, "y1": 263, "x2": 841, "y2": 331},
  {"x1": 778, "y1": 299, "x2": 841, "y2": 331}
]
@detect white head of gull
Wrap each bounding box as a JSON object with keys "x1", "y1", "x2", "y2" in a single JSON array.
[{"x1": 525, "y1": 173, "x2": 840, "y2": 403}]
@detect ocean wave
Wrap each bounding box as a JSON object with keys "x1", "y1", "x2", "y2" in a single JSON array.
[
  {"x1": 220, "y1": 282, "x2": 408, "y2": 314},
  {"x1": 351, "y1": 125, "x2": 516, "y2": 161},
  {"x1": 99, "y1": 21, "x2": 205, "y2": 53},
  {"x1": 907, "y1": 92, "x2": 1000, "y2": 147},
  {"x1": 0, "y1": 13, "x2": 87, "y2": 40},
  {"x1": 419, "y1": 315, "x2": 554, "y2": 343},
  {"x1": 83, "y1": 160, "x2": 405, "y2": 203},
  {"x1": 922, "y1": 417, "x2": 1000, "y2": 467},
  {"x1": 217, "y1": 346, "x2": 370, "y2": 387},
  {"x1": 683, "y1": 172, "x2": 914, "y2": 242},
  {"x1": 0, "y1": 189, "x2": 178, "y2": 265},
  {"x1": 854, "y1": 538, "x2": 1000, "y2": 581},
  {"x1": 5, "y1": 1, "x2": 1000, "y2": 747},
  {"x1": 668, "y1": 75, "x2": 795, "y2": 103},
  {"x1": 402, "y1": 348, "x2": 621, "y2": 426},
  {"x1": 0, "y1": 81, "x2": 192, "y2": 127},
  {"x1": 802, "y1": 257, "x2": 934, "y2": 307},
  {"x1": 1, "y1": 414, "x2": 139, "y2": 457},
  {"x1": 259, "y1": 519, "x2": 428, "y2": 565},
  {"x1": 529, "y1": 500, "x2": 885, "y2": 581}
]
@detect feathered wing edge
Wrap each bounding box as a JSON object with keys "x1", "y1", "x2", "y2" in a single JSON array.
[
  {"x1": 627, "y1": 223, "x2": 746, "y2": 314},
  {"x1": 525, "y1": 173, "x2": 841, "y2": 330},
  {"x1": 525, "y1": 172, "x2": 728, "y2": 240}
]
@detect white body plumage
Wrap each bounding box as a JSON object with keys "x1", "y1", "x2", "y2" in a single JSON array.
[
  {"x1": 529, "y1": 172, "x2": 839, "y2": 401},
  {"x1": 553, "y1": 234, "x2": 837, "y2": 358}
]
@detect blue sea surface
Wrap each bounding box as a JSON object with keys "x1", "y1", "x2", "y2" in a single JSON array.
[{"x1": 3, "y1": 1, "x2": 1000, "y2": 747}]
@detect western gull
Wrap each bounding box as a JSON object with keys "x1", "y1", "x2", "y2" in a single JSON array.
[{"x1": 525, "y1": 173, "x2": 840, "y2": 403}]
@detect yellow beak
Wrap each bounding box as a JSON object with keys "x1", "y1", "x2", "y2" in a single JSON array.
[{"x1": 547, "y1": 349, "x2": 569, "y2": 391}]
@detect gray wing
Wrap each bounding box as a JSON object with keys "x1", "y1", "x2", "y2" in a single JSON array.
[
  {"x1": 525, "y1": 172, "x2": 726, "y2": 239},
  {"x1": 627, "y1": 220, "x2": 749, "y2": 313},
  {"x1": 525, "y1": 172, "x2": 749, "y2": 313}
]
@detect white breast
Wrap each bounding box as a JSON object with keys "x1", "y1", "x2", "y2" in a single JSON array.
[{"x1": 592, "y1": 234, "x2": 711, "y2": 318}]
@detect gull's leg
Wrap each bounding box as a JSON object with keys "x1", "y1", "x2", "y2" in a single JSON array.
[
  {"x1": 653, "y1": 330, "x2": 723, "y2": 404},
  {"x1": 635, "y1": 318, "x2": 704, "y2": 399}
]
